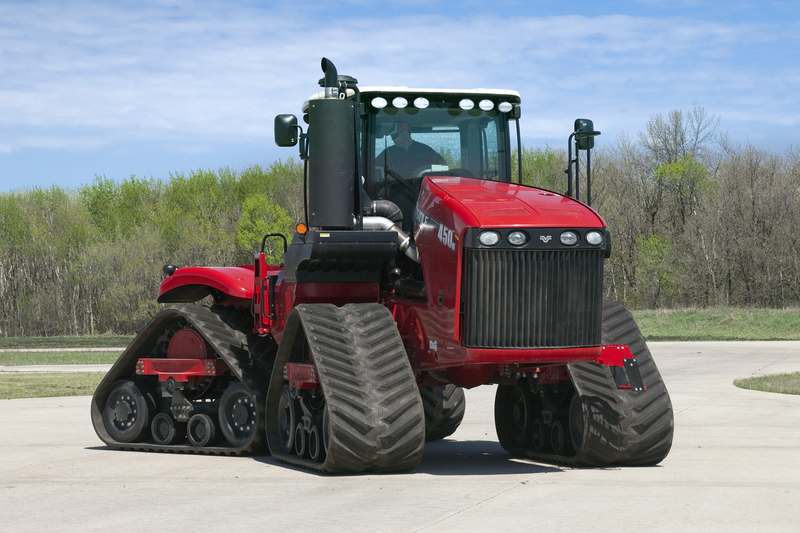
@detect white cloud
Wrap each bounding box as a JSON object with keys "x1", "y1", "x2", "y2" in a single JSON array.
[{"x1": 0, "y1": 0, "x2": 798, "y2": 157}]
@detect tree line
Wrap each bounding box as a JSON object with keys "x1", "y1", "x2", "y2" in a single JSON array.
[{"x1": 1, "y1": 108, "x2": 798, "y2": 336}]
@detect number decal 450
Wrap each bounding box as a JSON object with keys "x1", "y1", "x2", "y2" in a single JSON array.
[{"x1": 438, "y1": 223, "x2": 456, "y2": 251}]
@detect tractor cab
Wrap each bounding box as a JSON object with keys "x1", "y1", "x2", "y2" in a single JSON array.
[{"x1": 359, "y1": 89, "x2": 521, "y2": 230}]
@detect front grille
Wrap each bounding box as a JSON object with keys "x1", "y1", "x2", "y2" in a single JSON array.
[{"x1": 462, "y1": 249, "x2": 604, "y2": 348}]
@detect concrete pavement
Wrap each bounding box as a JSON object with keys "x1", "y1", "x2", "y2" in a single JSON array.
[{"x1": 1, "y1": 342, "x2": 799, "y2": 532}]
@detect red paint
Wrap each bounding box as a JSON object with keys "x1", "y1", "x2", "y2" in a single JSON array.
[
  {"x1": 159, "y1": 265, "x2": 256, "y2": 301},
  {"x1": 596, "y1": 344, "x2": 634, "y2": 368},
  {"x1": 135, "y1": 358, "x2": 228, "y2": 382},
  {"x1": 166, "y1": 328, "x2": 213, "y2": 359},
  {"x1": 426, "y1": 176, "x2": 606, "y2": 229},
  {"x1": 285, "y1": 362, "x2": 319, "y2": 390}
]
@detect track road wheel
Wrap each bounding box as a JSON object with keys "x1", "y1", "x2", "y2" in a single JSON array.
[
  {"x1": 495, "y1": 384, "x2": 533, "y2": 452},
  {"x1": 568, "y1": 393, "x2": 584, "y2": 452},
  {"x1": 420, "y1": 384, "x2": 466, "y2": 441},
  {"x1": 265, "y1": 303, "x2": 425, "y2": 474},
  {"x1": 550, "y1": 420, "x2": 566, "y2": 455},
  {"x1": 219, "y1": 383, "x2": 259, "y2": 447},
  {"x1": 102, "y1": 380, "x2": 153, "y2": 443},
  {"x1": 187, "y1": 413, "x2": 216, "y2": 447},
  {"x1": 151, "y1": 413, "x2": 184, "y2": 445},
  {"x1": 531, "y1": 418, "x2": 546, "y2": 452}
]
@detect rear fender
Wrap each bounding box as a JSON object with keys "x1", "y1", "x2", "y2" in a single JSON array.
[{"x1": 158, "y1": 266, "x2": 255, "y2": 303}]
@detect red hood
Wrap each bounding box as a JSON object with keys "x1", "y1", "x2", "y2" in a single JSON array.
[{"x1": 428, "y1": 177, "x2": 605, "y2": 228}]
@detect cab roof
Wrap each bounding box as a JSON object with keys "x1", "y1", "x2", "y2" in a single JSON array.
[{"x1": 303, "y1": 87, "x2": 521, "y2": 112}]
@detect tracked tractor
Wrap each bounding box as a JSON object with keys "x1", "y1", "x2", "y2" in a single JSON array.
[{"x1": 91, "y1": 58, "x2": 673, "y2": 473}]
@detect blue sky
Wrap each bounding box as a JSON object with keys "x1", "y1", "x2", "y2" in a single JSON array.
[{"x1": 1, "y1": 0, "x2": 798, "y2": 192}]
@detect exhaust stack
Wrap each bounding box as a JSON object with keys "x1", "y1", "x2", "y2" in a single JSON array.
[{"x1": 307, "y1": 57, "x2": 356, "y2": 230}]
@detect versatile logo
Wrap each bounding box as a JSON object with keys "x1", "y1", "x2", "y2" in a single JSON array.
[{"x1": 540, "y1": 235, "x2": 553, "y2": 243}]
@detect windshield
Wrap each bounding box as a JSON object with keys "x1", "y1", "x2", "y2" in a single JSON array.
[{"x1": 363, "y1": 97, "x2": 511, "y2": 205}]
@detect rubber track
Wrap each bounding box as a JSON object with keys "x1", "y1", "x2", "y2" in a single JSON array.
[
  {"x1": 510, "y1": 301, "x2": 674, "y2": 467},
  {"x1": 90, "y1": 305, "x2": 276, "y2": 456},
  {"x1": 265, "y1": 303, "x2": 426, "y2": 474},
  {"x1": 420, "y1": 384, "x2": 466, "y2": 441}
]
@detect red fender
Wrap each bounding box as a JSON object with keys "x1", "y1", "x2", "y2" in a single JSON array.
[{"x1": 157, "y1": 266, "x2": 255, "y2": 303}]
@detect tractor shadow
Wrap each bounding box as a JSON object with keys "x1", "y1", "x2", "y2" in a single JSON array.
[
  {"x1": 415, "y1": 439, "x2": 560, "y2": 476},
  {"x1": 251, "y1": 439, "x2": 560, "y2": 476}
]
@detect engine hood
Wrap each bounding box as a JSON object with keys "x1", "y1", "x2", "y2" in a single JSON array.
[{"x1": 426, "y1": 177, "x2": 605, "y2": 228}]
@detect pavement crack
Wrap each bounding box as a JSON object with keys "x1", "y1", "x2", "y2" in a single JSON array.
[
  {"x1": 751, "y1": 356, "x2": 789, "y2": 376},
  {"x1": 412, "y1": 472, "x2": 552, "y2": 532},
  {"x1": 674, "y1": 391, "x2": 726, "y2": 416}
]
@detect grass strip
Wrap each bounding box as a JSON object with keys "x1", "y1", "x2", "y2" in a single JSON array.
[
  {"x1": 0, "y1": 351, "x2": 122, "y2": 366},
  {"x1": 0, "y1": 335, "x2": 133, "y2": 350},
  {"x1": 734, "y1": 372, "x2": 800, "y2": 395},
  {"x1": 633, "y1": 308, "x2": 800, "y2": 341},
  {"x1": 0, "y1": 372, "x2": 105, "y2": 400}
]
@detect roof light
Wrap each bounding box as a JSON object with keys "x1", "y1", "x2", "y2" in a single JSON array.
[
  {"x1": 392, "y1": 97, "x2": 408, "y2": 109},
  {"x1": 498, "y1": 102, "x2": 513, "y2": 113},
  {"x1": 414, "y1": 97, "x2": 429, "y2": 109},
  {"x1": 459, "y1": 99, "x2": 475, "y2": 110},
  {"x1": 479, "y1": 99, "x2": 494, "y2": 111},
  {"x1": 371, "y1": 97, "x2": 387, "y2": 109}
]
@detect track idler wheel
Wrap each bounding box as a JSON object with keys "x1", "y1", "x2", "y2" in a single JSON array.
[
  {"x1": 102, "y1": 380, "x2": 154, "y2": 443},
  {"x1": 218, "y1": 383, "x2": 259, "y2": 447}
]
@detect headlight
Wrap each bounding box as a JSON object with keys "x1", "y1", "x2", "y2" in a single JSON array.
[
  {"x1": 478, "y1": 231, "x2": 501, "y2": 246},
  {"x1": 507, "y1": 231, "x2": 527, "y2": 246},
  {"x1": 585, "y1": 231, "x2": 604, "y2": 246},
  {"x1": 560, "y1": 231, "x2": 579, "y2": 246}
]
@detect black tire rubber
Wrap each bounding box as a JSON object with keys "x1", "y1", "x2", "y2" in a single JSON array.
[
  {"x1": 497, "y1": 301, "x2": 674, "y2": 467},
  {"x1": 265, "y1": 303, "x2": 425, "y2": 474},
  {"x1": 90, "y1": 304, "x2": 275, "y2": 456},
  {"x1": 218, "y1": 383, "x2": 259, "y2": 447},
  {"x1": 495, "y1": 384, "x2": 533, "y2": 452},
  {"x1": 419, "y1": 384, "x2": 466, "y2": 441},
  {"x1": 102, "y1": 380, "x2": 153, "y2": 443},
  {"x1": 531, "y1": 418, "x2": 546, "y2": 452},
  {"x1": 187, "y1": 413, "x2": 216, "y2": 447},
  {"x1": 276, "y1": 384, "x2": 295, "y2": 454},
  {"x1": 151, "y1": 413, "x2": 181, "y2": 445},
  {"x1": 550, "y1": 420, "x2": 566, "y2": 455},
  {"x1": 567, "y1": 301, "x2": 674, "y2": 466}
]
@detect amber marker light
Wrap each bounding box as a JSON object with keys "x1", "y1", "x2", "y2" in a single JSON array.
[{"x1": 296, "y1": 223, "x2": 308, "y2": 235}]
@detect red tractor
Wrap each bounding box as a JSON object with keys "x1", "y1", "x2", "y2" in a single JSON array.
[{"x1": 91, "y1": 58, "x2": 673, "y2": 473}]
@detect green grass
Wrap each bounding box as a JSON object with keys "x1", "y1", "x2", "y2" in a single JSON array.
[
  {"x1": 632, "y1": 308, "x2": 800, "y2": 341},
  {"x1": 0, "y1": 351, "x2": 123, "y2": 366},
  {"x1": 0, "y1": 372, "x2": 105, "y2": 399},
  {"x1": 0, "y1": 335, "x2": 133, "y2": 350},
  {"x1": 734, "y1": 372, "x2": 800, "y2": 395}
]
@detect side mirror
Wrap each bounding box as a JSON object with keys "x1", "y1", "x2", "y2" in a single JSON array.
[
  {"x1": 574, "y1": 118, "x2": 600, "y2": 151},
  {"x1": 274, "y1": 114, "x2": 299, "y2": 147}
]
